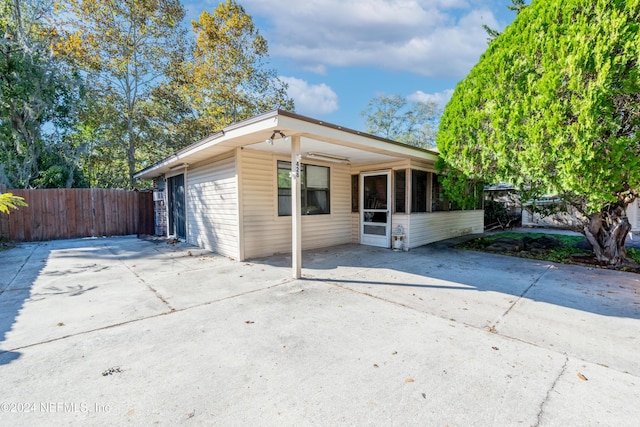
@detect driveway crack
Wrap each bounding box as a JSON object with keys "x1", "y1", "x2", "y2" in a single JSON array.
[
  {"x1": 1, "y1": 278, "x2": 293, "y2": 355},
  {"x1": 1, "y1": 243, "x2": 39, "y2": 293},
  {"x1": 102, "y1": 243, "x2": 175, "y2": 311},
  {"x1": 494, "y1": 264, "x2": 553, "y2": 329},
  {"x1": 534, "y1": 355, "x2": 569, "y2": 426}
]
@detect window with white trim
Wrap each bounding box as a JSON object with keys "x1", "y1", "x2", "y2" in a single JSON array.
[{"x1": 278, "y1": 161, "x2": 330, "y2": 216}]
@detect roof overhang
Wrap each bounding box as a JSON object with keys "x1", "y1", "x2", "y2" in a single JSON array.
[{"x1": 134, "y1": 109, "x2": 439, "y2": 180}]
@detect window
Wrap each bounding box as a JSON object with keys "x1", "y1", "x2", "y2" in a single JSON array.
[
  {"x1": 411, "y1": 169, "x2": 428, "y2": 212},
  {"x1": 432, "y1": 174, "x2": 448, "y2": 211},
  {"x1": 395, "y1": 170, "x2": 406, "y2": 213},
  {"x1": 351, "y1": 175, "x2": 359, "y2": 213},
  {"x1": 277, "y1": 162, "x2": 292, "y2": 215},
  {"x1": 278, "y1": 161, "x2": 330, "y2": 216}
]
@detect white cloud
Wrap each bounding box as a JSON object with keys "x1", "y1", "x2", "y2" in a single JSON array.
[
  {"x1": 408, "y1": 89, "x2": 454, "y2": 109},
  {"x1": 281, "y1": 76, "x2": 339, "y2": 115},
  {"x1": 240, "y1": 0, "x2": 499, "y2": 78}
]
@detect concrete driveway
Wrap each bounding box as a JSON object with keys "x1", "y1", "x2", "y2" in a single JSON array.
[{"x1": 1, "y1": 236, "x2": 639, "y2": 426}]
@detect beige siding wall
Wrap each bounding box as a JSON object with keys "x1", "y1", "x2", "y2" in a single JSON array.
[
  {"x1": 351, "y1": 213, "x2": 359, "y2": 243},
  {"x1": 240, "y1": 149, "x2": 352, "y2": 259},
  {"x1": 186, "y1": 152, "x2": 239, "y2": 258},
  {"x1": 408, "y1": 210, "x2": 484, "y2": 248},
  {"x1": 629, "y1": 203, "x2": 640, "y2": 231}
]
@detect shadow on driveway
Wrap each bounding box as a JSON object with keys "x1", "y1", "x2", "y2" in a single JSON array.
[
  {"x1": 254, "y1": 243, "x2": 640, "y2": 320},
  {"x1": 0, "y1": 243, "x2": 48, "y2": 366},
  {"x1": 2, "y1": 237, "x2": 639, "y2": 374}
]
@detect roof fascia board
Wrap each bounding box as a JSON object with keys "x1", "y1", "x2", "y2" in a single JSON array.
[
  {"x1": 134, "y1": 109, "x2": 440, "y2": 179},
  {"x1": 276, "y1": 114, "x2": 439, "y2": 162}
]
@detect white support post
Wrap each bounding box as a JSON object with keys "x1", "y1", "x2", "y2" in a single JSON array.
[{"x1": 291, "y1": 135, "x2": 302, "y2": 279}]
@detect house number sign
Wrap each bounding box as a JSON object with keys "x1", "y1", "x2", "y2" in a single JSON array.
[{"x1": 290, "y1": 155, "x2": 301, "y2": 179}]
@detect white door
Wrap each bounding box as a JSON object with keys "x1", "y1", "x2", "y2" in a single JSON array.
[{"x1": 360, "y1": 171, "x2": 391, "y2": 247}]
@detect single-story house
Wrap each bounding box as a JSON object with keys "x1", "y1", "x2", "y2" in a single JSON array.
[{"x1": 134, "y1": 110, "x2": 484, "y2": 277}]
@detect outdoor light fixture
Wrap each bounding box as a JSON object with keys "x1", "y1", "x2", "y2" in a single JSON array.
[
  {"x1": 266, "y1": 130, "x2": 287, "y2": 145},
  {"x1": 305, "y1": 152, "x2": 350, "y2": 164}
]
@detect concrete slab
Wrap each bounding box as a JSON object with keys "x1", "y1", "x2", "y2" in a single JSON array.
[
  {"x1": 496, "y1": 262, "x2": 640, "y2": 375},
  {"x1": 304, "y1": 245, "x2": 552, "y2": 331},
  {"x1": 0, "y1": 243, "x2": 44, "y2": 292},
  {"x1": 145, "y1": 261, "x2": 292, "y2": 311},
  {"x1": 0, "y1": 281, "x2": 564, "y2": 426},
  {"x1": 1, "y1": 238, "x2": 171, "y2": 351},
  {"x1": 0, "y1": 237, "x2": 639, "y2": 426},
  {"x1": 538, "y1": 358, "x2": 640, "y2": 426}
]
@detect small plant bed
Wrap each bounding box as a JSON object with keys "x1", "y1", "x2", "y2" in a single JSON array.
[
  {"x1": 458, "y1": 231, "x2": 640, "y2": 273},
  {"x1": 0, "y1": 237, "x2": 16, "y2": 252}
]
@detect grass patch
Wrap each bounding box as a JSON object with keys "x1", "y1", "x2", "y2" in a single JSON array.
[
  {"x1": 482, "y1": 231, "x2": 584, "y2": 246},
  {"x1": 546, "y1": 246, "x2": 583, "y2": 263},
  {"x1": 627, "y1": 248, "x2": 640, "y2": 264},
  {"x1": 459, "y1": 231, "x2": 589, "y2": 264}
]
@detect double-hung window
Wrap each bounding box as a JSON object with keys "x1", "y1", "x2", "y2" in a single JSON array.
[{"x1": 278, "y1": 161, "x2": 330, "y2": 216}]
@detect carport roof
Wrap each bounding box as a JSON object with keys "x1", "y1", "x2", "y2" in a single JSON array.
[{"x1": 134, "y1": 109, "x2": 439, "y2": 179}]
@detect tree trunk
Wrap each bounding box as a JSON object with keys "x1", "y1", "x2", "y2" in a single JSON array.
[
  {"x1": 583, "y1": 203, "x2": 631, "y2": 266},
  {"x1": 127, "y1": 134, "x2": 136, "y2": 189},
  {"x1": 127, "y1": 105, "x2": 136, "y2": 189}
]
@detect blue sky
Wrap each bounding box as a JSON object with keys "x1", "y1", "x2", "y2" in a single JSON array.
[{"x1": 185, "y1": 1, "x2": 520, "y2": 131}]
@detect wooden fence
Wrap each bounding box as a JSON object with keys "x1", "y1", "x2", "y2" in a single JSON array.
[{"x1": 0, "y1": 185, "x2": 154, "y2": 241}]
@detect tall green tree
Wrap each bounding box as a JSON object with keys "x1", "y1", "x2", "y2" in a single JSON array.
[
  {"x1": 437, "y1": 0, "x2": 640, "y2": 265},
  {"x1": 57, "y1": 0, "x2": 188, "y2": 188},
  {"x1": 167, "y1": 0, "x2": 293, "y2": 139},
  {"x1": 0, "y1": 0, "x2": 82, "y2": 188},
  {"x1": 69, "y1": 83, "x2": 137, "y2": 188},
  {"x1": 361, "y1": 94, "x2": 439, "y2": 148}
]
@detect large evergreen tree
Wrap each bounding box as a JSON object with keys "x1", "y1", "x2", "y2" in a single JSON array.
[{"x1": 437, "y1": 0, "x2": 640, "y2": 265}]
